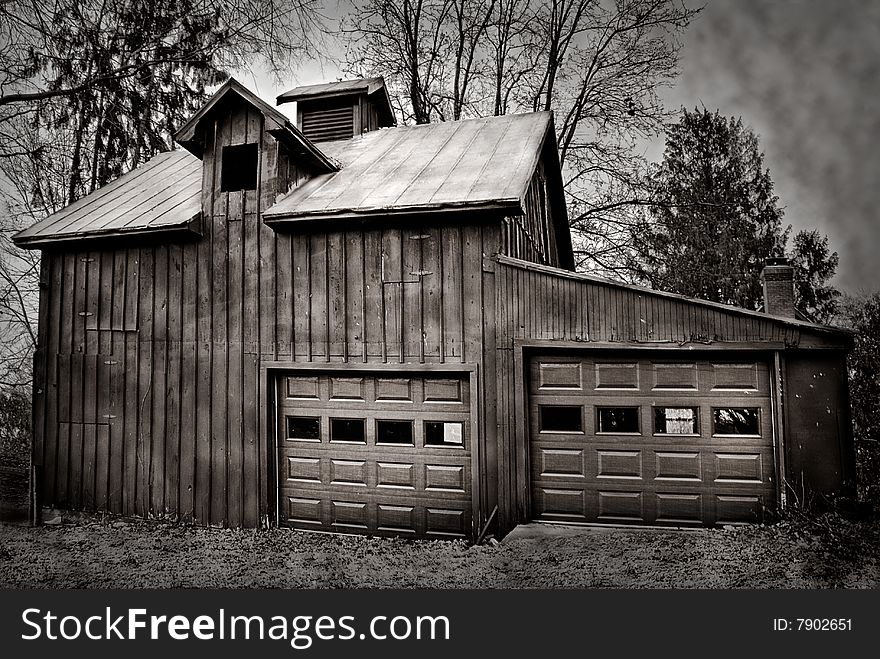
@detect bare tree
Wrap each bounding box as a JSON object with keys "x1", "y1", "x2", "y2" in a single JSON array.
[
  {"x1": 0, "y1": 0, "x2": 327, "y2": 395},
  {"x1": 343, "y1": 0, "x2": 701, "y2": 278}
]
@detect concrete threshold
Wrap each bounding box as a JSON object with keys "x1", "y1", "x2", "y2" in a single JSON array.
[{"x1": 503, "y1": 521, "x2": 708, "y2": 542}]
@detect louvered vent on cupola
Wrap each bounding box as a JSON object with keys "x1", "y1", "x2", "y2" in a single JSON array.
[{"x1": 277, "y1": 77, "x2": 396, "y2": 144}]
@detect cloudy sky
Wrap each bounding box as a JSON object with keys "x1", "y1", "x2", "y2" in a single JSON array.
[
  {"x1": 658, "y1": 0, "x2": 880, "y2": 293},
  {"x1": 247, "y1": 0, "x2": 879, "y2": 293}
]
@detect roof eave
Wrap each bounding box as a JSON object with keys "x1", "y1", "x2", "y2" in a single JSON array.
[
  {"x1": 263, "y1": 199, "x2": 522, "y2": 225},
  {"x1": 12, "y1": 214, "x2": 201, "y2": 249}
]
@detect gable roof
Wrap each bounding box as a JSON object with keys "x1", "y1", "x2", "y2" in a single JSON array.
[
  {"x1": 175, "y1": 78, "x2": 338, "y2": 172},
  {"x1": 263, "y1": 111, "x2": 554, "y2": 223},
  {"x1": 13, "y1": 150, "x2": 201, "y2": 248}
]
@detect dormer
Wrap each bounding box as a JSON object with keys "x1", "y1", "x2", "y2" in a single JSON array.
[
  {"x1": 174, "y1": 78, "x2": 338, "y2": 214},
  {"x1": 276, "y1": 77, "x2": 396, "y2": 143}
]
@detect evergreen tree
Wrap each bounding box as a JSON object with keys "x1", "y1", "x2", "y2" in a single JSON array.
[
  {"x1": 634, "y1": 108, "x2": 788, "y2": 309},
  {"x1": 789, "y1": 229, "x2": 840, "y2": 324}
]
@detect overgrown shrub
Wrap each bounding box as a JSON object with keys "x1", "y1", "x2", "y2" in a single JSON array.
[
  {"x1": 839, "y1": 293, "x2": 880, "y2": 505},
  {"x1": 0, "y1": 387, "x2": 30, "y2": 471}
]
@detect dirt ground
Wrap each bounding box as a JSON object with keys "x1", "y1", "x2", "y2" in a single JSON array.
[{"x1": 1, "y1": 514, "x2": 878, "y2": 588}]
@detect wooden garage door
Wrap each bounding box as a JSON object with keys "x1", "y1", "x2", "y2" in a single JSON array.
[
  {"x1": 529, "y1": 355, "x2": 776, "y2": 526},
  {"x1": 277, "y1": 372, "x2": 472, "y2": 538}
]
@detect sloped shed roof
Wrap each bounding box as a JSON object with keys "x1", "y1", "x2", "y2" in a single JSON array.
[
  {"x1": 277, "y1": 77, "x2": 388, "y2": 102},
  {"x1": 263, "y1": 112, "x2": 554, "y2": 223},
  {"x1": 13, "y1": 150, "x2": 202, "y2": 247}
]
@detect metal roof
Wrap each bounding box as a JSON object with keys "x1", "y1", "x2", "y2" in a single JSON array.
[
  {"x1": 14, "y1": 110, "x2": 555, "y2": 246},
  {"x1": 13, "y1": 150, "x2": 202, "y2": 247},
  {"x1": 277, "y1": 77, "x2": 387, "y2": 103},
  {"x1": 263, "y1": 112, "x2": 553, "y2": 223}
]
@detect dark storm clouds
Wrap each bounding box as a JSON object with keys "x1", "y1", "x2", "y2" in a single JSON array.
[{"x1": 662, "y1": 0, "x2": 880, "y2": 292}]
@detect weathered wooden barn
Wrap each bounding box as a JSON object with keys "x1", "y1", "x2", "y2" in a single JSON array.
[{"x1": 14, "y1": 77, "x2": 855, "y2": 539}]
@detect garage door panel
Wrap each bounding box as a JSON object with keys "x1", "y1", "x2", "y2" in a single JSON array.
[
  {"x1": 656, "y1": 493, "x2": 702, "y2": 523},
  {"x1": 425, "y1": 464, "x2": 467, "y2": 492},
  {"x1": 329, "y1": 459, "x2": 369, "y2": 487},
  {"x1": 596, "y1": 450, "x2": 643, "y2": 479},
  {"x1": 654, "y1": 451, "x2": 702, "y2": 481},
  {"x1": 284, "y1": 496, "x2": 323, "y2": 526},
  {"x1": 713, "y1": 452, "x2": 765, "y2": 483},
  {"x1": 426, "y1": 508, "x2": 467, "y2": 536},
  {"x1": 535, "y1": 487, "x2": 586, "y2": 520},
  {"x1": 285, "y1": 456, "x2": 323, "y2": 484},
  {"x1": 594, "y1": 362, "x2": 640, "y2": 390},
  {"x1": 529, "y1": 355, "x2": 775, "y2": 526},
  {"x1": 715, "y1": 495, "x2": 764, "y2": 524},
  {"x1": 376, "y1": 462, "x2": 416, "y2": 489},
  {"x1": 331, "y1": 500, "x2": 369, "y2": 529},
  {"x1": 377, "y1": 504, "x2": 417, "y2": 533},
  {"x1": 278, "y1": 371, "x2": 472, "y2": 539},
  {"x1": 597, "y1": 490, "x2": 644, "y2": 522},
  {"x1": 534, "y1": 447, "x2": 586, "y2": 478},
  {"x1": 652, "y1": 362, "x2": 699, "y2": 391}
]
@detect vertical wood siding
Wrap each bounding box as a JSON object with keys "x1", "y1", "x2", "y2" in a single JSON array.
[
  {"x1": 500, "y1": 161, "x2": 561, "y2": 268},
  {"x1": 32, "y1": 97, "x2": 499, "y2": 526}
]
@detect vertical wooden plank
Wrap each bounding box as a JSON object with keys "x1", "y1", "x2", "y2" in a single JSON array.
[
  {"x1": 122, "y1": 249, "x2": 139, "y2": 516},
  {"x1": 327, "y1": 232, "x2": 346, "y2": 359},
  {"x1": 362, "y1": 230, "x2": 384, "y2": 360},
  {"x1": 242, "y1": 351, "x2": 259, "y2": 527},
  {"x1": 68, "y1": 252, "x2": 87, "y2": 509},
  {"x1": 275, "y1": 234, "x2": 293, "y2": 360},
  {"x1": 43, "y1": 254, "x2": 62, "y2": 506},
  {"x1": 480, "y1": 226, "x2": 499, "y2": 531},
  {"x1": 461, "y1": 225, "x2": 482, "y2": 362},
  {"x1": 309, "y1": 233, "x2": 328, "y2": 361},
  {"x1": 440, "y1": 226, "x2": 462, "y2": 361},
  {"x1": 82, "y1": 254, "x2": 98, "y2": 509},
  {"x1": 292, "y1": 234, "x2": 311, "y2": 360},
  {"x1": 95, "y1": 251, "x2": 113, "y2": 511},
  {"x1": 108, "y1": 250, "x2": 126, "y2": 514},
  {"x1": 195, "y1": 227, "x2": 213, "y2": 525},
  {"x1": 344, "y1": 231, "x2": 365, "y2": 361},
  {"x1": 226, "y1": 178, "x2": 244, "y2": 529},
  {"x1": 179, "y1": 241, "x2": 197, "y2": 523},
  {"x1": 164, "y1": 244, "x2": 182, "y2": 519},
  {"x1": 245, "y1": 105, "x2": 264, "y2": 527},
  {"x1": 136, "y1": 247, "x2": 154, "y2": 518},
  {"x1": 151, "y1": 245, "x2": 168, "y2": 517},
  {"x1": 211, "y1": 210, "x2": 229, "y2": 526},
  {"x1": 421, "y1": 228, "x2": 441, "y2": 360},
  {"x1": 380, "y1": 229, "x2": 403, "y2": 363},
  {"x1": 402, "y1": 228, "x2": 421, "y2": 361}
]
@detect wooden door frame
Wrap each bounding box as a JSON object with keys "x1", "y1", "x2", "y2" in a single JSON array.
[
  {"x1": 512, "y1": 340, "x2": 785, "y2": 524},
  {"x1": 260, "y1": 361, "x2": 481, "y2": 538}
]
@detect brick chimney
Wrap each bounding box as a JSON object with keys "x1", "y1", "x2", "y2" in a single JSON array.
[{"x1": 761, "y1": 257, "x2": 796, "y2": 318}]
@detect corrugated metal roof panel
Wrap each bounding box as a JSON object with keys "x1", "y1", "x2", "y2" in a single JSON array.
[
  {"x1": 13, "y1": 150, "x2": 202, "y2": 247},
  {"x1": 264, "y1": 112, "x2": 552, "y2": 221}
]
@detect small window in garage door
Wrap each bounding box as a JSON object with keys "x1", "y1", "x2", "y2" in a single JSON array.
[
  {"x1": 653, "y1": 407, "x2": 699, "y2": 435},
  {"x1": 712, "y1": 408, "x2": 761, "y2": 436}
]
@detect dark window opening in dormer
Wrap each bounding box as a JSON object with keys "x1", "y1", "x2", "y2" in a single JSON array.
[{"x1": 221, "y1": 143, "x2": 258, "y2": 192}]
